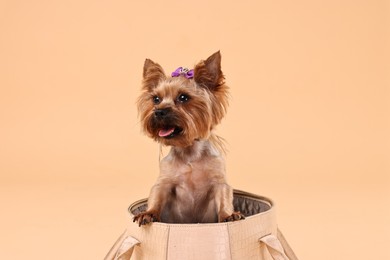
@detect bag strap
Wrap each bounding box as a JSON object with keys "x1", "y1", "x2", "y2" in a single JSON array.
[
  {"x1": 276, "y1": 229, "x2": 299, "y2": 260},
  {"x1": 114, "y1": 236, "x2": 140, "y2": 260},
  {"x1": 104, "y1": 232, "x2": 140, "y2": 260},
  {"x1": 259, "y1": 234, "x2": 290, "y2": 260}
]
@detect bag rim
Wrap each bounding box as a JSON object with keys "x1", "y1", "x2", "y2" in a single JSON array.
[{"x1": 127, "y1": 189, "x2": 275, "y2": 226}]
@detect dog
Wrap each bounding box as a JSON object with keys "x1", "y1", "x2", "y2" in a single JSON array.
[{"x1": 133, "y1": 51, "x2": 244, "y2": 225}]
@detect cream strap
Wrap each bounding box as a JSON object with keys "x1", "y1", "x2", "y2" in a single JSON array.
[
  {"x1": 113, "y1": 236, "x2": 140, "y2": 260},
  {"x1": 259, "y1": 234, "x2": 290, "y2": 260}
]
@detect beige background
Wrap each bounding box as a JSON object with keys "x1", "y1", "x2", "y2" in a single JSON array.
[{"x1": 1, "y1": 0, "x2": 389, "y2": 259}]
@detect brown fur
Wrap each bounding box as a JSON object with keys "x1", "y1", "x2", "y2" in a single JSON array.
[{"x1": 134, "y1": 51, "x2": 244, "y2": 225}]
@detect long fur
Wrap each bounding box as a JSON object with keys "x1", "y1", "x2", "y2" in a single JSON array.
[{"x1": 133, "y1": 51, "x2": 244, "y2": 225}]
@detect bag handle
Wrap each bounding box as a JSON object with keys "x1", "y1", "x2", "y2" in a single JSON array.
[
  {"x1": 276, "y1": 229, "x2": 299, "y2": 260},
  {"x1": 105, "y1": 235, "x2": 140, "y2": 260},
  {"x1": 259, "y1": 234, "x2": 290, "y2": 260},
  {"x1": 115, "y1": 236, "x2": 140, "y2": 259}
]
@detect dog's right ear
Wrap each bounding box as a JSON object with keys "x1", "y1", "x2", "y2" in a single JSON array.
[{"x1": 142, "y1": 59, "x2": 166, "y2": 91}]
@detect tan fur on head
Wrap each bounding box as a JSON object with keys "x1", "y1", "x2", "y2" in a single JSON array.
[{"x1": 137, "y1": 51, "x2": 229, "y2": 148}]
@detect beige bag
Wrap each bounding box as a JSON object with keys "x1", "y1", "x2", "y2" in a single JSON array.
[{"x1": 105, "y1": 190, "x2": 298, "y2": 260}]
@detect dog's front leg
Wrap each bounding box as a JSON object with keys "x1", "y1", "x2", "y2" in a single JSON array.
[
  {"x1": 133, "y1": 181, "x2": 171, "y2": 226},
  {"x1": 216, "y1": 184, "x2": 245, "y2": 222}
]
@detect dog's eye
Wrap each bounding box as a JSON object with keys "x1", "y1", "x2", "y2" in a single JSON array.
[
  {"x1": 177, "y1": 94, "x2": 190, "y2": 103},
  {"x1": 153, "y1": 96, "x2": 161, "y2": 104}
]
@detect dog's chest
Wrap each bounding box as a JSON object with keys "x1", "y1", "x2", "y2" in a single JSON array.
[
  {"x1": 160, "y1": 153, "x2": 225, "y2": 223},
  {"x1": 173, "y1": 158, "x2": 223, "y2": 203},
  {"x1": 176, "y1": 162, "x2": 211, "y2": 194},
  {"x1": 171, "y1": 162, "x2": 218, "y2": 222}
]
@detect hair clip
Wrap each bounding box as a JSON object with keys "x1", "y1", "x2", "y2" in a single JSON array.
[{"x1": 171, "y1": 67, "x2": 194, "y2": 79}]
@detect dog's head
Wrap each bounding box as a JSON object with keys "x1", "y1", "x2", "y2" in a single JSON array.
[{"x1": 137, "y1": 51, "x2": 229, "y2": 147}]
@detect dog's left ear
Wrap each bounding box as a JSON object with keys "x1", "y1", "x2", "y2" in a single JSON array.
[{"x1": 194, "y1": 51, "x2": 225, "y2": 91}]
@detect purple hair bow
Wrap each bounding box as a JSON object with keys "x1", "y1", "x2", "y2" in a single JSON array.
[{"x1": 171, "y1": 67, "x2": 194, "y2": 79}]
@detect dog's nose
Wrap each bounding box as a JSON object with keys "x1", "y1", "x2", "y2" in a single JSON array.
[{"x1": 154, "y1": 109, "x2": 169, "y2": 118}]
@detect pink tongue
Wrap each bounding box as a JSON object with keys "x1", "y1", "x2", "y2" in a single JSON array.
[{"x1": 158, "y1": 127, "x2": 175, "y2": 137}]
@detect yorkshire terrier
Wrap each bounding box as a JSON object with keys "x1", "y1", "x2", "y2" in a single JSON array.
[{"x1": 133, "y1": 51, "x2": 244, "y2": 225}]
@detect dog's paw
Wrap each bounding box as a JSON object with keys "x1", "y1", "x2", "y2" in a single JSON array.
[
  {"x1": 221, "y1": 211, "x2": 245, "y2": 222},
  {"x1": 133, "y1": 211, "x2": 160, "y2": 227}
]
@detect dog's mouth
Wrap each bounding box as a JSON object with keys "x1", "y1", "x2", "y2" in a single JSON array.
[{"x1": 158, "y1": 126, "x2": 182, "y2": 139}]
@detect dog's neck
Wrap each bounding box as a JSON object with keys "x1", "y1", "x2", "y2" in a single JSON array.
[{"x1": 169, "y1": 139, "x2": 220, "y2": 163}]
